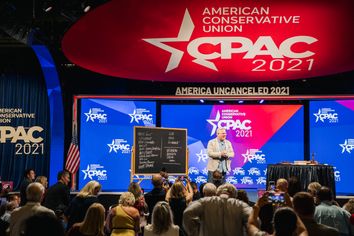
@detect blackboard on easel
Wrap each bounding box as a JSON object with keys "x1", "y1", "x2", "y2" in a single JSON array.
[{"x1": 132, "y1": 126, "x2": 188, "y2": 175}]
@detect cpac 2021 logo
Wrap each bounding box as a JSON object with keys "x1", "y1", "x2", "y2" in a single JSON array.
[
  {"x1": 313, "y1": 108, "x2": 338, "y2": 123},
  {"x1": 207, "y1": 111, "x2": 251, "y2": 136},
  {"x1": 144, "y1": 9, "x2": 317, "y2": 72},
  {"x1": 339, "y1": 139, "x2": 354, "y2": 154},
  {"x1": 108, "y1": 139, "x2": 131, "y2": 154},
  {"x1": 129, "y1": 108, "x2": 154, "y2": 124},
  {"x1": 85, "y1": 108, "x2": 107, "y2": 123},
  {"x1": 242, "y1": 149, "x2": 266, "y2": 164},
  {"x1": 0, "y1": 126, "x2": 43, "y2": 143},
  {"x1": 82, "y1": 164, "x2": 107, "y2": 180}
]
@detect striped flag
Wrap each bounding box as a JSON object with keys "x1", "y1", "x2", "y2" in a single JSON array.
[{"x1": 65, "y1": 132, "x2": 80, "y2": 174}]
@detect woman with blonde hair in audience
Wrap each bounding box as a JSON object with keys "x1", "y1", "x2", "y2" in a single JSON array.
[
  {"x1": 67, "y1": 203, "x2": 105, "y2": 236},
  {"x1": 128, "y1": 182, "x2": 149, "y2": 229},
  {"x1": 106, "y1": 192, "x2": 140, "y2": 236},
  {"x1": 65, "y1": 180, "x2": 101, "y2": 230},
  {"x1": 35, "y1": 176, "x2": 48, "y2": 188},
  {"x1": 144, "y1": 201, "x2": 179, "y2": 236}
]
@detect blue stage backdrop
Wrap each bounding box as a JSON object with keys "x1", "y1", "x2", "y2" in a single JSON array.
[
  {"x1": 310, "y1": 100, "x2": 354, "y2": 195},
  {"x1": 79, "y1": 99, "x2": 156, "y2": 191},
  {"x1": 161, "y1": 104, "x2": 304, "y2": 189}
]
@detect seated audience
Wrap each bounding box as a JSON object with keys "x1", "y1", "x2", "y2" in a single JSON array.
[
  {"x1": 106, "y1": 192, "x2": 140, "y2": 236},
  {"x1": 67, "y1": 203, "x2": 105, "y2": 236},
  {"x1": 145, "y1": 174, "x2": 166, "y2": 224},
  {"x1": 9, "y1": 182, "x2": 55, "y2": 236},
  {"x1": 65, "y1": 180, "x2": 101, "y2": 230},
  {"x1": 23, "y1": 212, "x2": 64, "y2": 236},
  {"x1": 314, "y1": 187, "x2": 351, "y2": 236},
  {"x1": 293, "y1": 191, "x2": 339, "y2": 236},
  {"x1": 183, "y1": 183, "x2": 251, "y2": 236},
  {"x1": 144, "y1": 201, "x2": 179, "y2": 236}
]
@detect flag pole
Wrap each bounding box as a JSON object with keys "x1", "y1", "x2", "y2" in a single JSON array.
[{"x1": 71, "y1": 97, "x2": 78, "y2": 190}]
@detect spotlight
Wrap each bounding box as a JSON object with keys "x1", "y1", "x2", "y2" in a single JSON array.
[
  {"x1": 238, "y1": 100, "x2": 244, "y2": 104},
  {"x1": 200, "y1": 99, "x2": 205, "y2": 103},
  {"x1": 259, "y1": 99, "x2": 264, "y2": 104},
  {"x1": 219, "y1": 100, "x2": 224, "y2": 104}
]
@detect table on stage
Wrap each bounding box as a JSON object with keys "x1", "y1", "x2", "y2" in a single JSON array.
[{"x1": 266, "y1": 164, "x2": 336, "y2": 196}]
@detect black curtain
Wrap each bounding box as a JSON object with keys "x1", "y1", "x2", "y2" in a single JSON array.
[{"x1": 0, "y1": 44, "x2": 50, "y2": 190}]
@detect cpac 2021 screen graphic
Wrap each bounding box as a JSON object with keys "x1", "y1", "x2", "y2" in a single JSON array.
[
  {"x1": 161, "y1": 104, "x2": 304, "y2": 188},
  {"x1": 310, "y1": 100, "x2": 354, "y2": 195},
  {"x1": 79, "y1": 99, "x2": 156, "y2": 191}
]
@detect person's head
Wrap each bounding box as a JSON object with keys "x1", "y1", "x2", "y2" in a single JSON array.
[
  {"x1": 343, "y1": 199, "x2": 354, "y2": 214},
  {"x1": 287, "y1": 176, "x2": 301, "y2": 197},
  {"x1": 216, "y1": 127, "x2": 227, "y2": 141},
  {"x1": 119, "y1": 192, "x2": 136, "y2": 207},
  {"x1": 293, "y1": 192, "x2": 315, "y2": 218},
  {"x1": 79, "y1": 203, "x2": 105, "y2": 236},
  {"x1": 276, "y1": 178, "x2": 288, "y2": 192},
  {"x1": 151, "y1": 201, "x2": 174, "y2": 234},
  {"x1": 317, "y1": 186, "x2": 333, "y2": 202},
  {"x1": 160, "y1": 167, "x2": 168, "y2": 179},
  {"x1": 216, "y1": 183, "x2": 237, "y2": 198},
  {"x1": 190, "y1": 181, "x2": 198, "y2": 193},
  {"x1": 5, "y1": 201, "x2": 18, "y2": 212},
  {"x1": 77, "y1": 180, "x2": 101, "y2": 198},
  {"x1": 151, "y1": 174, "x2": 163, "y2": 188},
  {"x1": 236, "y1": 190, "x2": 250, "y2": 204},
  {"x1": 307, "y1": 182, "x2": 322, "y2": 197},
  {"x1": 128, "y1": 182, "x2": 142, "y2": 200},
  {"x1": 57, "y1": 170, "x2": 70, "y2": 185},
  {"x1": 170, "y1": 181, "x2": 185, "y2": 199},
  {"x1": 26, "y1": 182, "x2": 45, "y2": 203},
  {"x1": 24, "y1": 212, "x2": 65, "y2": 236},
  {"x1": 273, "y1": 207, "x2": 298, "y2": 236},
  {"x1": 25, "y1": 168, "x2": 35, "y2": 181},
  {"x1": 8, "y1": 194, "x2": 20, "y2": 206},
  {"x1": 202, "y1": 183, "x2": 217, "y2": 197},
  {"x1": 35, "y1": 176, "x2": 48, "y2": 188}
]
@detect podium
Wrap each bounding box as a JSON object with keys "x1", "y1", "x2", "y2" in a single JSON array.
[{"x1": 266, "y1": 164, "x2": 336, "y2": 197}]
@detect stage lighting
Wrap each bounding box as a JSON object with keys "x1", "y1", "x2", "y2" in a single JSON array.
[
  {"x1": 200, "y1": 99, "x2": 205, "y2": 103},
  {"x1": 238, "y1": 100, "x2": 244, "y2": 104},
  {"x1": 219, "y1": 100, "x2": 224, "y2": 104},
  {"x1": 259, "y1": 99, "x2": 264, "y2": 104}
]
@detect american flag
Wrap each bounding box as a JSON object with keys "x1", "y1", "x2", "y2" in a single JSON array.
[{"x1": 65, "y1": 132, "x2": 80, "y2": 174}]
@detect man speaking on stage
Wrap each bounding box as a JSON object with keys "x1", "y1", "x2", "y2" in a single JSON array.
[{"x1": 207, "y1": 127, "x2": 234, "y2": 183}]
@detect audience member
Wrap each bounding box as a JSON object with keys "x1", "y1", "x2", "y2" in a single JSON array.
[
  {"x1": 216, "y1": 183, "x2": 237, "y2": 198},
  {"x1": 248, "y1": 193, "x2": 308, "y2": 236},
  {"x1": 343, "y1": 199, "x2": 354, "y2": 214},
  {"x1": 35, "y1": 176, "x2": 48, "y2": 189},
  {"x1": 314, "y1": 187, "x2": 351, "y2": 235},
  {"x1": 67, "y1": 203, "x2": 105, "y2": 236},
  {"x1": 144, "y1": 201, "x2": 179, "y2": 236},
  {"x1": 128, "y1": 182, "x2": 149, "y2": 229},
  {"x1": 288, "y1": 176, "x2": 302, "y2": 197},
  {"x1": 190, "y1": 182, "x2": 201, "y2": 201},
  {"x1": 183, "y1": 183, "x2": 251, "y2": 236},
  {"x1": 106, "y1": 192, "x2": 140, "y2": 236},
  {"x1": 44, "y1": 170, "x2": 71, "y2": 215},
  {"x1": 0, "y1": 201, "x2": 17, "y2": 223},
  {"x1": 212, "y1": 170, "x2": 223, "y2": 188},
  {"x1": 145, "y1": 174, "x2": 166, "y2": 224},
  {"x1": 19, "y1": 168, "x2": 35, "y2": 206},
  {"x1": 65, "y1": 180, "x2": 101, "y2": 230},
  {"x1": 7, "y1": 194, "x2": 20, "y2": 207},
  {"x1": 275, "y1": 178, "x2": 288, "y2": 193},
  {"x1": 9, "y1": 182, "x2": 55, "y2": 236},
  {"x1": 166, "y1": 178, "x2": 193, "y2": 232},
  {"x1": 236, "y1": 189, "x2": 255, "y2": 206},
  {"x1": 23, "y1": 212, "x2": 64, "y2": 236},
  {"x1": 198, "y1": 183, "x2": 206, "y2": 198},
  {"x1": 307, "y1": 182, "x2": 322, "y2": 205},
  {"x1": 202, "y1": 183, "x2": 217, "y2": 197},
  {"x1": 293, "y1": 191, "x2": 339, "y2": 236}
]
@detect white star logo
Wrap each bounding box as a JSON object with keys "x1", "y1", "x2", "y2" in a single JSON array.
[
  {"x1": 129, "y1": 110, "x2": 137, "y2": 123},
  {"x1": 207, "y1": 111, "x2": 221, "y2": 136},
  {"x1": 339, "y1": 140, "x2": 348, "y2": 153},
  {"x1": 313, "y1": 109, "x2": 322, "y2": 122},
  {"x1": 143, "y1": 9, "x2": 195, "y2": 72},
  {"x1": 84, "y1": 109, "x2": 94, "y2": 122},
  {"x1": 196, "y1": 150, "x2": 208, "y2": 163},
  {"x1": 82, "y1": 165, "x2": 92, "y2": 180},
  {"x1": 242, "y1": 150, "x2": 252, "y2": 163},
  {"x1": 107, "y1": 140, "x2": 118, "y2": 153}
]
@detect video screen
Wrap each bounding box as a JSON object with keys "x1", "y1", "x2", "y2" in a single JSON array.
[
  {"x1": 161, "y1": 104, "x2": 304, "y2": 189},
  {"x1": 310, "y1": 100, "x2": 354, "y2": 195},
  {"x1": 79, "y1": 99, "x2": 156, "y2": 191}
]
